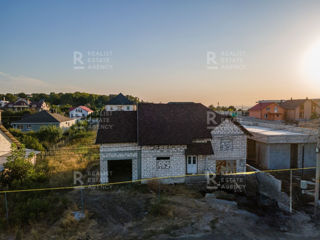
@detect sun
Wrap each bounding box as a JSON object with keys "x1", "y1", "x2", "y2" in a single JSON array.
[{"x1": 303, "y1": 40, "x2": 320, "y2": 81}]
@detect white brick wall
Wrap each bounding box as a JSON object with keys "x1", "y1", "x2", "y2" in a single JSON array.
[
  {"x1": 141, "y1": 145, "x2": 186, "y2": 184},
  {"x1": 211, "y1": 119, "x2": 247, "y2": 173},
  {"x1": 99, "y1": 119, "x2": 247, "y2": 184},
  {"x1": 0, "y1": 130, "x2": 12, "y2": 168},
  {"x1": 196, "y1": 155, "x2": 216, "y2": 173},
  {"x1": 100, "y1": 143, "x2": 140, "y2": 183}
]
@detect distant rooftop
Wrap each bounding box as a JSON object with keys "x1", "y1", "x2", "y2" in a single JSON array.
[
  {"x1": 106, "y1": 93, "x2": 134, "y2": 105},
  {"x1": 13, "y1": 111, "x2": 72, "y2": 123}
]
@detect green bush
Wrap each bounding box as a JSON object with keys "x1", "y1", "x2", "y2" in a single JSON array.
[
  {"x1": 9, "y1": 129, "x2": 45, "y2": 151},
  {"x1": 0, "y1": 144, "x2": 34, "y2": 188},
  {"x1": 0, "y1": 144, "x2": 68, "y2": 228},
  {"x1": 36, "y1": 125, "x2": 63, "y2": 144},
  {"x1": 65, "y1": 121, "x2": 91, "y2": 141},
  {"x1": 311, "y1": 112, "x2": 319, "y2": 120},
  {"x1": 8, "y1": 128, "x2": 24, "y2": 139},
  {"x1": 22, "y1": 135, "x2": 45, "y2": 151}
]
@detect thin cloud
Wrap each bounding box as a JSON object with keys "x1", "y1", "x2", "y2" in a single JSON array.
[{"x1": 0, "y1": 72, "x2": 79, "y2": 93}]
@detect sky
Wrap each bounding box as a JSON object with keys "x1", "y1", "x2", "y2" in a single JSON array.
[{"x1": 1, "y1": 0, "x2": 320, "y2": 107}]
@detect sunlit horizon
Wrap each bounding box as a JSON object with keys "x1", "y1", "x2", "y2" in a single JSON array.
[{"x1": 1, "y1": 0, "x2": 320, "y2": 107}]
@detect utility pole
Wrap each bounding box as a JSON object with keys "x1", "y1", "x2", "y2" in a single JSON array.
[
  {"x1": 315, "y1": 128, "x2": 320, "y2": 215},
  {"x1": 290, "y1": 170, "x2": 293, "y2": 213},
  {"x1": 4, "y1": 193, "x2": 8, "y2": 221}
]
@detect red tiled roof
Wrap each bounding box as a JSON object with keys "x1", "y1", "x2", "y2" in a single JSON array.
[
  {"x1": 248, "y1": 102, "x2": 272, "y2": 111},
  {"x1": 69, "y1": 106, "x2": 93, "y2": 112}
]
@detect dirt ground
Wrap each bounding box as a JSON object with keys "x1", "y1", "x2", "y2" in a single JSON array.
[{"x1": 2, "y1": 184, "x2": 320, "y2": 240}]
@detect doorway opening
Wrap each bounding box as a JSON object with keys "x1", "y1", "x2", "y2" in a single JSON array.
[{"x1": 108, "y1": 159, "x2": 132, "y2": 183}]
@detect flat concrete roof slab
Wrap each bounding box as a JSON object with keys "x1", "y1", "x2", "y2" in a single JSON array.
[
  {"x1": 243, "y1": 125, "x2": 316, "y2": 144},
  {"x1": 243, "y1": 125, "x2": 306, "y2": 136}
]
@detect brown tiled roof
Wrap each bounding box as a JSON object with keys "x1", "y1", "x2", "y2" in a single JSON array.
[
  {"x1": 96, "y1": 102, "x2": 250, "y2": 145},
  {"x1": 12, "y1": 111, "x2": 71, "y2": 123},
  {"x1": 95, "y1": 111, "x2": 137, "y2": 144},
  {"x1": 185, "y1": 142, "x2": 213, "y2": 155},
  {"x1": 279, "y1": 99, "x2": 306, "y2": 110},
  {"x1": 106, "y1": 93, "x2": 134, "y2": 105},
  {"x1": 137, "y1": 103, "x2": 223, "y2": 145},
  {"x1": 0, "y1": 125, "x2": 20, "y2": 146}
]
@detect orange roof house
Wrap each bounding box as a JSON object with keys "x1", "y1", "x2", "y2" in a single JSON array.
[{"x1": 248, "y1": 102, "x2": 285, "y2": 121}]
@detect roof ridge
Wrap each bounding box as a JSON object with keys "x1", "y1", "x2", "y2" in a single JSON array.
[
  {"x1": 0, "y1": 124, "x2": 21, "y2": 146},
  {"x1": 46, "y1": 111, "x2": 61, "y2": 122}
]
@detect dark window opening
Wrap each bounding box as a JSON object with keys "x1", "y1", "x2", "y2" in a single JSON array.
[{"x1": 156, "y1": 157, "x2": 170, "y2": 160}]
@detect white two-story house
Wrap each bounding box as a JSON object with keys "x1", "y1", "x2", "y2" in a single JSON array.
[
  {"x1": 69, "y1": 106, "x2": 93, "y2": 119},
  {"x1": 105, "y1": 93, "x2": 136, "y2": 111}
]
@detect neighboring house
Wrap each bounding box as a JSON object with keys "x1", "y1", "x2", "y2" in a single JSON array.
[
  {"x1": 96, "y1": 102, "x2": 249, "y2": 184},
  {"x1": 245, "y1": 121, "x2": 317, "y2": 170},
  {"x1": 0, "y1": 98, "x2": 9, "y2": 108},
  {"x1": 249, "y1": 98, "x2": 320, "y2": 122},
  {"x1": 4, "y1": 98, "x2": 30, "y2": 111},
  {"x1": 11, "y1": 110, "x2": 76, "y2": 132},
  {"x1": 69, "y1": 106, "x2": 94, "y2": 119},
  {"x1": 30, "y1": 99, "x2": 50, "y2": 111},
  {"x1": 248, "y1": 102, "x2": 285, "y2": 120},
  {"x1": 105, "y1": 93, "x2": 136, "y2": 111},
  {"x1": 4, "y1": 98, "x2": 50, "y2": 112},
  {"x1": 280, "y1": 98, "x2": 320, "y2": 121},
  {"x1": 0, "y1": 110, "x2": 21, "y2": 170},
  {"x1": 0, "y1": 124, "x2": 39, "y2": 169}
]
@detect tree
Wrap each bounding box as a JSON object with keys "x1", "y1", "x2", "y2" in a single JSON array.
[
  {"x1": 227, "y1": 106, "x2": 236, "y2": 111},
  {"x1": 17, "y1": 92, "x2": 27, "y2": 99},
  {"x1": 37, "y1": 125, "x2": 63, "y2": 144},
  {"x1": 0, "y1": 144, "x2": 34, "y2": 188},
  {"x1": 22, "y1": 135, "x2": 45, "y2": 151}
]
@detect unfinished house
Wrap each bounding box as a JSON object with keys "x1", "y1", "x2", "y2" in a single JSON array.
[
  {"x1": 96, "y1": 102, "x2": 249, "y2": 183},
  {"x1": 245, "y1": 121, "x2": 318, "y2": 170},
  {"x1": 279, "y1": 98, "x2": 320, "y2": 121}
]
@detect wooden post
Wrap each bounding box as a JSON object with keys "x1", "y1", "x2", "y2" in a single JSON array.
[
  {"x1": 314, "y1": 132, "x2": 320, "y2": 215},
  {"x1": 80, "y1": 187, "x2": 85, "y2": 214},
  {"x1": 290, "y1": 170, "x2": 293, "y2": 213},
  {"x1": 4, "y1": 193, "x2": 8, "y2": 221},
  {"x1": 158, "y1": 180, "x2": 161, "y2": 202}
]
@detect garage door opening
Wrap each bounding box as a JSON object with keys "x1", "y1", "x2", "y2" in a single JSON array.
[{"x1": 108, "y1": 160, "x2": 132, "y2": 183}]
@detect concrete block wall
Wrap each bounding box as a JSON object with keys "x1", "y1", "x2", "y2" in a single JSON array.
[
  {"x1": 211, "y1": 119, "x2": 247, "y2": 173},
  {"x1": 298, "y1": 143, "x2": 316, "y2": 168},
  {"x1": 255, "y1": 142, "x2": 316, "y2": 170},
  {"x1": 100, "y1": 143, "x2": 140, "y2": 183},
  {"x1": 255, "y1": 142, "x2": 269, "y2": 169},
  {"x1": 268, "y1": 144, "x2": 290, "y2": 169},
  {"x1": 141, "y1": 145, "x2": 186, "y2": 183},
  {"x1": 197, "y1": 155, "x2": 215, "y2": 173}
]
